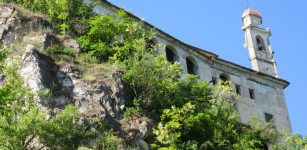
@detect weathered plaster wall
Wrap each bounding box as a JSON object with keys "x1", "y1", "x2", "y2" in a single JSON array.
[
  {"x1": 154, "y1": 34, "x2": 291, "y2": 132},
  {"x1": 91, "y1": 1, "x2": 292, "y2": 133}
]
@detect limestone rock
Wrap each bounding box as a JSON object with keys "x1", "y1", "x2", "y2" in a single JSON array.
[
  {"x1": 18, "y1": 44, "x2": 126, "y2": 130},
  {"x1": 0, "y1": 6, "x2": 14, "y2": 18},
  {"x1": 0, "y1": 4, "x2": 53, "y2": 48},
  {"x1": 23, "y1": 33, "x2": 60, "y2": 50},
  {"x1": 20, "y1": 45, "x2": 57, "y2": 92},
  {"x1": 0, "y1": 4, "x2": 150, "y2": 148},
  {"x1": 63, "y1": 38, "x2": 80, "y2": 54},
  {"x1": 120, "y1": 114, "x2": 152, "y2": 149}
]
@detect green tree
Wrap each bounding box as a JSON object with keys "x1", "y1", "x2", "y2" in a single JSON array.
[
  {"x1": 123, "y1": 55, "x2": 182, "y2": 114},
  {"x1": 0, "y1": 104, "x2": 46, "y2": 149},
  {"x1": 0, "y1": 53, "x2": 93, "y2": 149},
  {"x1": 0, "y1": 2, "x2": 296, "y2": 149},
  {"x1": 0, "y1": 50, "x2": 5, "y2": 68},
  {"x1": 0, "y1": 104, "x2": 93, "y2": 150},
  {"x1": 83, "y1": 130, "x2": 123, "y2": 150},
  {"x1": 2, "y1": 0, "x2": 94, "y2": 35},
  {"x1": 272, "y1": 132, "x2": 307, "y2": 150},
  {"x1": 121, "y1": 49, "x2": 274, "y2": 149},
  {"x1": 37, "y1": 105, "x2": 93, "y2": 150},
  {"x1": 78, "y1": 10, "x2": 156, "y2": 62},
  {"x1": 152, "y1": 83, "x2": 272, "y2": 150},
  {"x1": 0, "y1": 51, "x2": 32, "y2": 115}
]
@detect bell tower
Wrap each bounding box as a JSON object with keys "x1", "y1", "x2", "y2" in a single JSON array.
[{"x1": 242, "y1": 8, "x2": 278, "y2": 78}]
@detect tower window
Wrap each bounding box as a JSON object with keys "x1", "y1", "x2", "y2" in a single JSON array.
[
  {"x1": 249, "y1": 88, "x2": 255, "y2": 99},
  {"x1": 264, "y1": 113, "x2": 274, "y2": 122},
  {"x1": 256, "y1": 35, "x2": 266, "y2": 51},
  {"x1": 235, "y1": 84, "x2": 241, "y2": 95},
  {"x1": 165, "y1": 46, "x2": 177, "y2": 63},
  {"x1": 186, "y1": 57, "x2": 197, "y2": 75}
]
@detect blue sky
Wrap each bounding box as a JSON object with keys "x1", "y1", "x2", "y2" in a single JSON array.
[{"x1": 108, "y1": 0, "x2": 307, "y2": 136}]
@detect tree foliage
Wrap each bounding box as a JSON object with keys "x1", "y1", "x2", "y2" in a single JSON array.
[
  {"x1": 36, "y1": 105, "x2": 93, "y2": 150},
  {"x1": 83, "y1": 130, "x2": 123, "y2": 150},
  {"x1": 272, "y1": 132, "x2": 307, "y2": 150},
  {"x1": 123, "y1": 53, "x2": 276, "y2": 149},
  {"x1": 0, "y1": 50, "x2": 6, "y2": 68},
  {"x1": 0, "y1": 52, "x2": 32, "y2": 115},
  {"x1": 0, "y1": 0, "x2": 94, "y2": 35},
  {"x1": 0, "y1": 104, "x2": 93, "y2": 150},
  {"x1": 0, "y1": 54, "x2": 93, "y2": 149},
  {"x1": 78, "y1": 10, "x2": 156, "y2": 62},
  {"x1": 151, "y1": 82, "x2": 273, "y2": 149},
  {"x1": 0, "y1": 1, "x2": 304, "y2": 149},
  {"x1": 123, "y1": 55, "x2": 182, "y2": 113}
]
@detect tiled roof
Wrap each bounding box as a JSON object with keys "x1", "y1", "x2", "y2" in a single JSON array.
[{"x1": 242, "y1": 8, "x2": 261, "y2": 18}]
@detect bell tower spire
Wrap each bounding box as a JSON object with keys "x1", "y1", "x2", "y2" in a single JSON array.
[{"x1": 242, "y1": 8, "x2": 278, "y2": 78}]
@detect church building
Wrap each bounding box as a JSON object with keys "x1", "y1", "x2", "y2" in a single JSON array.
[{"x1": 95, "y1": 1, "x2": 292, "y2": 132}]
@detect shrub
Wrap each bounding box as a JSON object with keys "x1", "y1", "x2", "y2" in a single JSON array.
[
  {"x1": 121, "y1": 52, "x2": 272, "y2": 149},
  {"x1": 1, "y1": 0, "x2": 95, "y2": 35},
  {"x1": 76, "y1": 53, "x2": 99, "y2": 64},
  {"x1": 0, "y1": 104, "x2": 95, "y2": 150},
  {"x1": 0, "y1": 50, "x2": 6, "y2": 70},
  {"x1": 45, "y1": 44, "x2": 76, "y2": 63},
  {"x1": 123, "y1": 107, "x2": 141, "y2": 118},
  {"x1": 152, "y1": 83, "x2": 274, "y2": 149},
  {"x1": 37, "y1": 105, "x2": 95, "y2": 149},
  {"x1": 0, "y1": 62, "x2": 32, "y2": 115},
  {"x1": 83, "y1": 131, "x2": 123, "y2": 150},
  {"x1": 122, "y1": 54, "x2": 182, "y2": 114},
  {"x1": 45, "y1": 45, "x2": 75, "y2": 56},
  {"x1": 78, "y1": 10, "x2": 156, "y2": 62}
]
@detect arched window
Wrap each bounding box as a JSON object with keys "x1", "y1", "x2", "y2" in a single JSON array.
[
  {"x1": 146, "y1": 38, "x2": 157, "y2": 50},
  {"x1": 165, "y1": 46, "x2": 177, "y2": 63},
  {"x1": 186, "y1": 57, "x2": 198, "y2": 75},
  {"x1": 256, "y1": 35, "x2": 266, "y2": 51},
  {"x1": 220, "y1": 73, "x2": 230, "y2": 85}
]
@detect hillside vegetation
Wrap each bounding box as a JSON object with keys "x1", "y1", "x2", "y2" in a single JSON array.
[{"x1": 0, "y1": 0, "x2": 306, "y2": 149}]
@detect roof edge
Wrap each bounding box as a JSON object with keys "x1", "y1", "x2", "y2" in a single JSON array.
[
  {"x1": 100, "y1": 0, "x2": 290, "y2": 89},
  {"x1": 216, "y1": 58, "x2": 290, "y2": 89},
  {"x1": 99, "y1": 1, "x2": 218, "y2": 58}
]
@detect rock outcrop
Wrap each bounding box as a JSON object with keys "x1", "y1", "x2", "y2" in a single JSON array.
[
  {"x1": 0, "y1": 5, "x2": 53, "y2": 47},
  {"x1": 0, "y1": 4, "x2": 153, "y2": 149},
  {"x1": 19, "y1": 44, "x2": 127, "y2": 130}
]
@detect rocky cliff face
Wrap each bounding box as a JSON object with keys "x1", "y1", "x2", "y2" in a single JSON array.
[
  {"x1": 19, "y1": 44, "x2": 125, "y2": 122},
  {"x1": 0, "y1": 4, "x2": 151, "y2": 149}
]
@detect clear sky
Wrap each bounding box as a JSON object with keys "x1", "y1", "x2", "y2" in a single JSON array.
[{"x1": 108, "y1": 0, "x2": 307, "y2": 136}]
